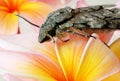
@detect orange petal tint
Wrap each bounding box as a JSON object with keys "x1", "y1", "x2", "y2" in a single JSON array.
[
  {"x1": 0, "y1": 50, "x2": 66, "y2": 81},
  {"x1": 75, "y1": 36, "x2": 120, "y2": 81},
  {"x1": 0, "y1": 0, "x2": 28, "y2": 8},
  {"x1": 0, "y1": 11, "x2": 18, "y2": 35},
  {"x1": 35, "y1": 42, "x2": 58, "y2": 64},
  {"x1": 110, "y1": 38, "x2": 120, "y2": 60},
  {"x1": 103, "y1": 72, "x2": 120, "y2": 81},
  {"x1": 0, "y1": 6, "x2": 9, "y2": 12},
  {"x1": 96, "y1": 30, "x2": 114, "y2": 44},
  {"x1": 19, "y1": 2, "x2": 52, "y2": 25},
  {"x1": 55, "y1": 35, "x2": 89, "y2": 81}
]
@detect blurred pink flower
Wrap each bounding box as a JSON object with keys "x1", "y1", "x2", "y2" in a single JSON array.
[
  {"x1": 37, "y1": 0, "x2": 87, "y2": 9},
  {"x1": 116, "y1": 0, "x2": 120, "y2": 7}
]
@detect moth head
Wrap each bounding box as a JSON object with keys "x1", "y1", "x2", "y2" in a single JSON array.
[{"x1": 38, "y1": 26, "x2": 50, "y2": 43}]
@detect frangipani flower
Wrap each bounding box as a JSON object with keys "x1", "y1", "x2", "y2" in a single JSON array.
[
  {"x1": 0, "y1": 23, "x2": 120, "y2": 81},
  {"x1": 0, "y1": 0, "x2": 53, "y2": 35}
]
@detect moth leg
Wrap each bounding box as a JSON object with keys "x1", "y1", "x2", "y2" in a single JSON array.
[
  {"x1": 65, "y1": 29, "x2": 96, "y2": 39},
  {"x1": 46, "y1": 34, "x2": 55, "y2": 43},
  {"x1": 56, "y1": 28, "x2": 70, "y2": 42},
  {"x1": 65, "y1": 29, "x2": 110, "y2": 47}
]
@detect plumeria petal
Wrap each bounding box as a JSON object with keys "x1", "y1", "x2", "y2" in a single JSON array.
[
  {"x1": 3, "y1": 74, "x2": 39, "y2": 81},
  {"x1": 0, "y1": 33, "x2": 36, "y2": 52},
  {"x1": 110, "y1": 38, "x2": 120, "y2": 61},
  {"x1": 0, "y1": 0, "x2": 53, "y2": 35},
  {"x1": 75, "y1": 34, "x2": 120, "y2": 81},
  {"x1": 0, "y1": 6, "x2": 8, "y2": 12},
  {"x1": 19, "y1": 2, "x2": 52, "y2": 27},
  {"x1": 0, "y1": 50, "x2": 66, "y2": 81},
  {"x1": 108, "y1": 30, "x2": 120, "y2": 45},
  {"x1": 0, "y1": 11, "x2": 18, "y2": 35},
  {"x1": 103, "y1": 72, "x2": 120, "y2": 81},
  {"x1": 0, "y1": 21, "x2": 37, "y2": 52},
  {"x1": 55, "y1": 34, "x2": 120, "y2": 81},
  {"x1": 55, "y1": 35, "x2": 88, "y2": 81},
  {"x1": 0, "y1": 33, "x2": 57, "y2": 63},
  {"x1": 97, "y1": 30, "x2": 114, "y2": 44},
  {"x1": 18, "y1": 17, "x2": 36, "y2": 34}
]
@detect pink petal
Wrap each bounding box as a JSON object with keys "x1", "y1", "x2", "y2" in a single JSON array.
[
  {"x1": 18, "y1": 17, "x2": 36, "y2": 34},
  {"x1": 76, "y1": 0, "x2": 87, "y2": 8},
  {"x1": 0, "y1": 32, "x2": 57, "y2": 62},
  {"x1": 3, "y1": 74, "x2": 38, "y2": 81},
  {"x1": 0, "y1": 50, "x2": 65, "y2": 81},
  {"x1": 0, "y1": 33, "x2": 37, "y2": 52},
  {"x1": 108, "y1": 30, "x2": 120, "y2": 45},
  {"x1": 116, "y1": 0, "x2": 120, "y2": 8},
  {"x1": 0, "y1": 11, "x2": 18, "y2": 35},
  {"x1": 19, "y1": 2, "x2": 52, "y2": 27}
]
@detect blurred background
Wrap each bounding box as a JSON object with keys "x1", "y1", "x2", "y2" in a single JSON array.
[{"x1": 87, "y1": 0, "x2": 116, "y2": 5}]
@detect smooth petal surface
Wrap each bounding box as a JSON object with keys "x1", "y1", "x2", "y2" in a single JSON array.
[
  {"x1": 103, "y1": 72, "x2": 120, "y2": 81},
  {"x1": 0, "y1": 0, "x2": 28, "y2": 7},
  {"x1": 3, "y1": 74, "x2": 38, "y2": 81},
  {"x1": 110, "y1": 38, "x2": 120, "y2": 61},
  {"x1": 76, "y1": 0, "x2": 87, "y2": 8},
  {"x1": 55, "y1": 34, "x2": 120, "y2": 81},
  {"x1": 0, "y1": 75, "x2": 5, "y2": 81},
  {"x1": 0, "y1": 49, "x2": 66, "y2": 81},
  {"x1": 55, "y1": 35, "x2": 88, "y2": 81},
  {"x1": 97, "y1": 30, "x2": 114, "y2": 44},
  {"x1": 0, "y1": 11, "x2": 18, "y2": 35},
  {"x1": 0, "y1": 20, "x2": 57, "y2": 63},
  {"x1": 37, "y1": 0, "x2": 87, "y2": 9},
  {"x1": 19, "y1": 2, "x2": 52, "y2": 27},
  {"x1": 108, "y1": 30, "x2": 120, "y2": 45},
  {"x1": 75, "y1": 36, "x2": 120, "y2": 81}
]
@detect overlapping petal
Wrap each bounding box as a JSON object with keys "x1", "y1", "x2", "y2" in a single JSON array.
[
  {"x1": 3, "y1": 74, "x2": 38, "y2": 81},
  {"x1": 0, "y1": 49, "x2": 66, "y2": 81},
  {"x1": 19, "y1": 2, "x2": 52, "y2": 26},
  {"x1": 0, "y1": 32, "x2": 119, "y2": 81},
  {"x1": 0, "y1": 0, "x2": 53, "y2": 35},
  {"x1": 103, "y1": 72, "x2": 120, "y2": 81},
  {"x1": 75, "y1": 36, "x2": 120, "y2": 81},
  {"x1": 110, "y1": 38, "x2": 120, "y2": 60},
  {"x1": 101, "y1": 30, "x2": 120, "y2": 81},
  {"x1": 55, "y1": 34, "x2": 120, "y2": 81},
  {"x1": 0, "y1": 11, "x2": 18, "y2": 35},
  {"x1": 55, "y1": 35, "x2": 88, "y2": 80}
]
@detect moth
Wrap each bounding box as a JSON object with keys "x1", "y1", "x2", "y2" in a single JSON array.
[{"x1": 17, "y1": 4, "x2": 120, "y2": 43}]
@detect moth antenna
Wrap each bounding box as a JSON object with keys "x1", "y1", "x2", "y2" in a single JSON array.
[{"x1": 15, "y1": 14, "x2": 40, "y2": 28}]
